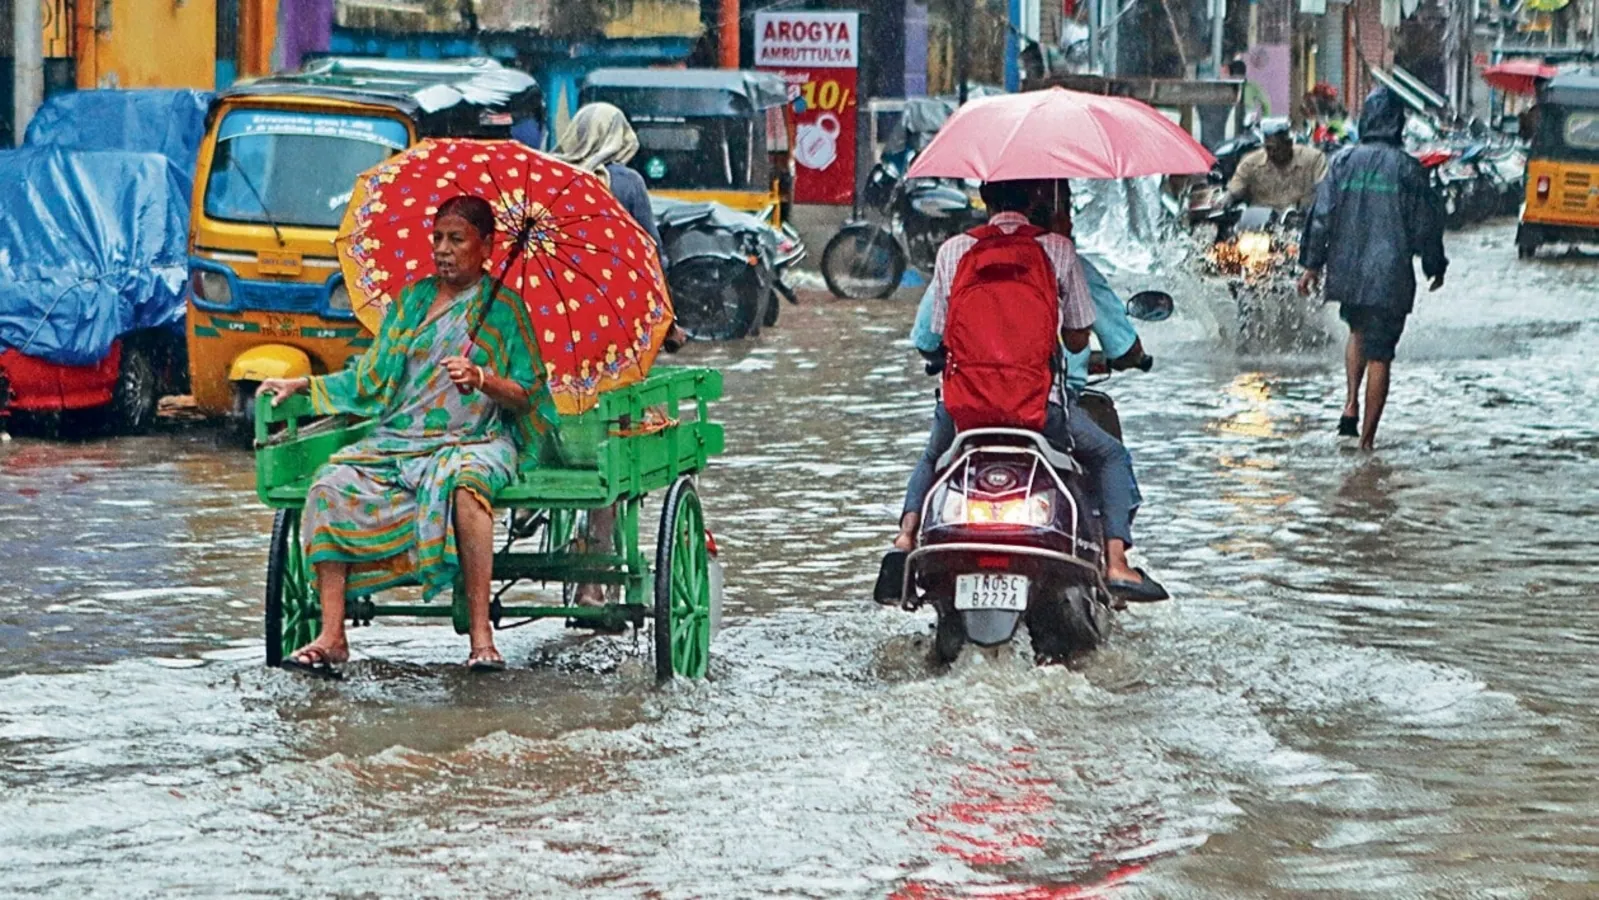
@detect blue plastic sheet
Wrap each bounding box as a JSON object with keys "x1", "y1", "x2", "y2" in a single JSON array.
[
  {"x1": 23, "y1": 89, "x2": 213, "y2": 188},
  {"x1": 0, "y1": 148, "x2": 191, "y2": 366}
]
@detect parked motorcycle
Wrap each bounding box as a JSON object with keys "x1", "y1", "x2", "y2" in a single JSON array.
[
  {"x1": 653, "y1": 198, "x2": 800, "y2": 341},
  {"x1": 820, "y1": 157, "x2": 985, "y2": 299},
  {"x1": 872, "y1": 290, "x2": 1174, "y2": 666}
]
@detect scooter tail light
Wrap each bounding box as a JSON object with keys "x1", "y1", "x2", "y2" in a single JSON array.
[
  {"x1": 1536, "y1": 175, "x2": 1551, "y2": 200},
  {"x1": 976, "y1": 555, "x2": 1011, "y2": 570}
]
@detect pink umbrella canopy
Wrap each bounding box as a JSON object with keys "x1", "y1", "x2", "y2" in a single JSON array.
[
  {"x1": 1481, "y1": 60, "x2": 1557, "y2": 96},
  {"x1": 906, "y1": 87, "x2": 1216, "y2": 182}
]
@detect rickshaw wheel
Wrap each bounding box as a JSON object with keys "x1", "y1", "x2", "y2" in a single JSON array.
[
  {"x1": 654, "y1": 477, "x2": 711, "y2": 682},
  {"x1": 265, "y1": 509, "x2": 320, "y2": 667}
]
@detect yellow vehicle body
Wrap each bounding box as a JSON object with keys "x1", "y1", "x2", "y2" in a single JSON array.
[
  {"x1": 1516, "y1": 74, "x2": 1599, "y2": 256},
  {"x1": 1521, "y1": 158, "x2": 1599, "y2": 230},
  {"x1": 187, "y1": 94, "x2": 412, "y2": 418},
  {"x1": 654, "y1": 185, "x2": 784, "y2": 220}
]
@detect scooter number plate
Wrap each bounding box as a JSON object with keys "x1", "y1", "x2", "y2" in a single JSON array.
[{"x1": 954, "y1": 573, "x2": 1029, "y2": 611}]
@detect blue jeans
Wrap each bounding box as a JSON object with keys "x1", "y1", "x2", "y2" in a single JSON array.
[{"x1": 900, "y1": 399, "x2": 1141, "y2": 546}]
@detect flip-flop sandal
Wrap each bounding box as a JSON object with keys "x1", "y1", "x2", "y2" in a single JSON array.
[
  {"x1": 282, "y1": 647, "x2": 346, "y2": 680},
  {"x1": 1338, "y1": 415, "x2": 1359, "y2": 437},
  {"x1": 1107, "y1": 567, "x2": 1170, "y2": 603},
  {"x1": 466, "y1": 651, "x2": 507, "y2": 672}
]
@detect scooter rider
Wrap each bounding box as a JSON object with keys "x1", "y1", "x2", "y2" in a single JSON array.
[
  {"x1": 1218, "y1": 119, "x2": 1329, "y2": 212},
  {"x1": 892, "y1": 179, "x2": 1168, "y2": 602}
]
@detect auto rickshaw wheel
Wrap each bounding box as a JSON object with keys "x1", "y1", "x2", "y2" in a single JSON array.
[
  {"x1": 108, "y1": 343, "x2": 157, "y2": 434},
  {"x1": 654, "y1": 476, "x2": 711, "y2": 682},
  {"x1": 265, "y1": 509, "x2": 320, "y2": 667}
]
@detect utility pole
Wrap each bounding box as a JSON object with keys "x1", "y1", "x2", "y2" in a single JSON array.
[
  {"x1": 1211, "y1": 0, "x2": 1227, "y2": 76},
  {"x1": 1088, "y1": 0, "x2": 1100, "y2": 71},
  {"x1": 13, "y1": 0, "x2": 43, "y2": 146},
  {"x1": 955, "y1": 0, "x2": 970, "y2": 102},
  {"x1": 720, "y1": 0, "x2": 739, "y2": 68}
]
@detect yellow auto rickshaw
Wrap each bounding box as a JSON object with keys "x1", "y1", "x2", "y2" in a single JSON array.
[
  {"x1": 579, "y1": 68, "x2": 795, "y2": 226},
  {"x1": 1517, "y1": 72, "x2": 1599, "y2": 258},
  {"x1": 187, "y1": 57, "x2": 544, "y2": 424}
]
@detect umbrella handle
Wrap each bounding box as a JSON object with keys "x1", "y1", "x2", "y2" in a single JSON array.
[{"x1": 459, "y1": 220, "x2": 535, "y2": 394}]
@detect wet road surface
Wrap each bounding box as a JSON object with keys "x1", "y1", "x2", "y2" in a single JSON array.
[{"x1": 2, "y1": 221, "x2": 1598, "y2": 897}]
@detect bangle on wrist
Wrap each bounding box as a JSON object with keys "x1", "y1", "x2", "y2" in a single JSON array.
[{"x1": 474, "y1": 365, "x2": 485, "y2": 390}]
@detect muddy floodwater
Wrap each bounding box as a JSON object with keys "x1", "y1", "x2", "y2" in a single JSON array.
[{"x1": 3, "y1": 221, "x2": 1598, "y2": 898}]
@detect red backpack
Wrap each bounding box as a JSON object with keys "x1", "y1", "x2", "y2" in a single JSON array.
[{"x1": 943, "y1": 223, "x2": 1060, "y2": 432}]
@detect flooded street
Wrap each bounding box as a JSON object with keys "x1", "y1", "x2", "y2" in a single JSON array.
[{"x1": 3, "y1": 220, "x2": 1598, "y2": 898}]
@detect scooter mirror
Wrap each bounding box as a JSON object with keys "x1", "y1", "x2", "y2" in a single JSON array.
[{"x1": 1126, "y1": 291, "x2": 1174, "y2": 322}]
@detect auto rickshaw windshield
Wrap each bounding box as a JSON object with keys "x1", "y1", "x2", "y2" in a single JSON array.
[
  {"x1": 203, "y1": 109, "x2": 408, "y2": 229},
  {"x1": 632, "y1": 117, "x2": 758, "y2": 191}
]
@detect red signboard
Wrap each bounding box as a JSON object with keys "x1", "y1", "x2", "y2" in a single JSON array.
[{"x1": 755, "y1": 10, "x2": 860, "y2": 206}]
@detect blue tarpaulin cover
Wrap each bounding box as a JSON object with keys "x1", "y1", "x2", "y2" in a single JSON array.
[
  {"x1": 0, "y1": 148, "x2": 191, "y2": 365},
  {"x1": 0, "y1": 89, "x2": 212, "y2": 365},
  {"x1": 24, "y1": 88, "x2": 213, "y2": 187}
]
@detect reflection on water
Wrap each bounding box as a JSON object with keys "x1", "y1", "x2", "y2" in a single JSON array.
[{"x1": 3, "y1": 223, "x2": 1599, "y2": 896}]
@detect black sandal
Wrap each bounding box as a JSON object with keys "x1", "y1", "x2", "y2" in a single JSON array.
[
  {"x1": 1338, "y1": 415, "x2": 1359, "y2": 437},
  {"x1": 282, "y1": 645, "x2": 346, "y2": 680}
]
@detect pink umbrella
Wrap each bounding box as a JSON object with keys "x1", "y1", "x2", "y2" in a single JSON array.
[
  {"x1": 1481, "y1": 60, "x2": 1557, "y2": 97},
  {"x1": 906, "y1": 87, "x2": 1216, "y2": 182}
]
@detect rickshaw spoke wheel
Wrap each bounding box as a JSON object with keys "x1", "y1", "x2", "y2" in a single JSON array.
[
  {"x1": 265, "y1": 509, "x2": 321, "y2": 667},
  {"x1": 654, "y1": 477, "x2": 710, "y2": 682}
]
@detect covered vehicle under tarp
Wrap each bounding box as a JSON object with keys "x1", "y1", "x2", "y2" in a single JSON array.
[
  {"x1": 24, "y1": 89, "x2": 213, "y2": 187},
  {"x1": 0, "y1": 149, "x2": 190, "y2": 366}
]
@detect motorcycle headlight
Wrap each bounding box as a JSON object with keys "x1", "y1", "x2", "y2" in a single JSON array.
[
  {"x1": 327, "y1": 282, "x2": 353, "y2": 315},
  {"x1": 193, "y1": 271, "x2": 233, "y2": 306}
]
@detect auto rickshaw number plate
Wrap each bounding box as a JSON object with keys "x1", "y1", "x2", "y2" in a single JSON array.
[
  {"x1": 258, "y1": 251, "x2": 303, "y2": 277},
  {"x1": 954, "y1": 573, "x2": 1029, "y2": 611}
]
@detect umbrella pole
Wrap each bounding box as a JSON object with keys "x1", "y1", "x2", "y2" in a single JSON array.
[{"x1": 471, "y1": 219, "x2": 534, "y2": 345}]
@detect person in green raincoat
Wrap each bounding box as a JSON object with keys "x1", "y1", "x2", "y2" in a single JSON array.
[{"x1": 257, "y1": 195, "x2": 556, "y2": 673}]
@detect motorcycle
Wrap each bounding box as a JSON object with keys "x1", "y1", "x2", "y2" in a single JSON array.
[
  {"x1": 872, "y1": 290, "x2": 1175, "y2": 666},
  {"x1": 653, "y1": 198, "x2": 802, "y2": 341},
  {"x1": 820, "y1": 157, "x2": 986, "y2": 300}
]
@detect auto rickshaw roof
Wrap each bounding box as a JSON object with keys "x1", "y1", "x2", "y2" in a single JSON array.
[
  {"x1": 1541, "y1": 71, "x2": 1599, "y2": 106},
  {"x1": 221, "y1": 57, "x2": 543, "y2": 121},
  {"x1": 581, "y1": 68, "x2": 790, "y2": 117}
]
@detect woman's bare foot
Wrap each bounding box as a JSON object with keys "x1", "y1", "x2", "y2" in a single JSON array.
[
  {"x1": 288, "y1": 639, "x2": 349, "y2": 667},
  {"x1": 466, "y1": 644, "x2": 506, "y2": 671}
]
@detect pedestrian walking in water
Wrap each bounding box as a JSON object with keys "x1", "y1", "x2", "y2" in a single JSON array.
[{"x1": 1298, "y1": 87, "x2": 1447, "y2": 450}]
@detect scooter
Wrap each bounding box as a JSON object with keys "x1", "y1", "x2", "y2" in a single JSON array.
[
  {"x1": 872, "y1": 290, "x2": 1174, "y2": 666},
  {"x1": 820, "y1": 157, "x2": 985, "y2": 300}
]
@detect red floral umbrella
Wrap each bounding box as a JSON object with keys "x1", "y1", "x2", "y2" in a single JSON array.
[
  {"x1": 337, "y1": 138, "x2": 672, "y2": 415},
  {"x1": 1481, "y1": 60, "x2": 1557, "y2": 97}
]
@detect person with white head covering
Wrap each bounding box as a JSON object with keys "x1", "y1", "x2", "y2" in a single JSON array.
[{"x1": 553, "y1": 102, "x2": 662, "y2": 250}]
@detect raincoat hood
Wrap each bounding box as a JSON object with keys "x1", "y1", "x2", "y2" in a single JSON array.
[
  {"x1": 553, "y1": 102, "x2": 639, "y2": 188},
  {"x1": 1359, "y1": 87, "x2": 1406, "y2": 144}
]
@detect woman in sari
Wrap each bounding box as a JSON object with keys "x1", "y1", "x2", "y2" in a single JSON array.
[{"x1": 257, "y1": 195, "x2": 554, "y2": 673}]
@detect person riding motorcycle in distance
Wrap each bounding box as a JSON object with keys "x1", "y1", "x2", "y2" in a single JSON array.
[
  {"x1": 893, "y1": 179, "x2": 1168, "y2": 602},
  {"x1": 1219, "y1": 119, "x2": 1330, "y2": 212}
]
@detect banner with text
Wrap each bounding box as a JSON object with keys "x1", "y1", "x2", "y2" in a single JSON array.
[{"x1": 755, "y1": 10, "x2": 860, "y2": 205}]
